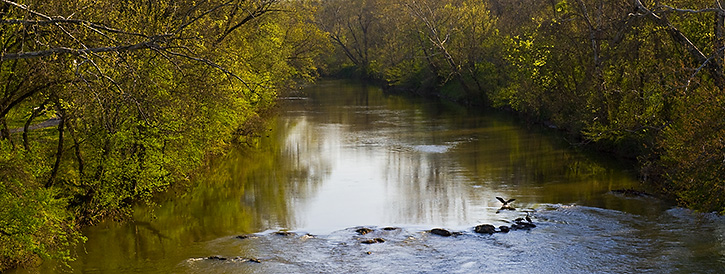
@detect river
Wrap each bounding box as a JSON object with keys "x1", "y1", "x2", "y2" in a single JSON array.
[{"x1": 21, "y1": 80, "x2": 725, "y2": 273}]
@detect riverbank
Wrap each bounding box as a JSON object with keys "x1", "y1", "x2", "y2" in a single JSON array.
[
  {"x1": 355, "y1": 76, "x2": 703, "y2": 214},
  {"x1": 0, "y1": 103, "x2": 278, "y2": 273},
  {"x1": 315, "y1": 0, "x2": 725, "y2": 214},
  {"x1": 0, "y1": 0, "x2": 331, "y2": 270},
  {"x1": 10, "y1": 79, "x2": 722, "y2": 274}
]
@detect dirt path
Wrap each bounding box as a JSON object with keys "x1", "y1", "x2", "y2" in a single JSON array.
[{"x1": 9, "y1": 117, "x2": 61, "y2": 134}]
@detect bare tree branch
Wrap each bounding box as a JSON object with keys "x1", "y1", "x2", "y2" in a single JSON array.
[
  {"x1": 163, "y1": 49, "x2": 254, "y2": 92},
  {"x1": 658, "y1": 5, "x2": 724, "y2": 15},
  {"x1": 0, "y1": 34, "x2": 171, "y2": 60},
  {"x1": 215, "y1": 0, "x2": 283, "y2": 44},
  {"x1": 1, "y1": 0, "x2": 53, "y2": 20},
  {"x1": 0, "y1": 0, "x2": 275, "y2": 99},
  {"x1": 174, "y1": 0, "x2": 234, "y2": 35},
  {"x1": 634, "y1": 0, "x2": 725, "y2": 89},
  {"x1": 0, "y1": 82, "x2": 56, "y2": 118},
  {"x1": 687, "y1": 46, "x2": 725, "y2": 91},
  {"x1": 0, "y1": 19, "x2": 146, "y2": 38}
]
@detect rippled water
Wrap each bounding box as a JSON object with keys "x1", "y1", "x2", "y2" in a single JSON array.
[
  {"x1": 20, "y1": 80, "x2": 725, "y2": 273},
  {"x1": 172, "y1": 205, "x2": 724, "y2": 274}
]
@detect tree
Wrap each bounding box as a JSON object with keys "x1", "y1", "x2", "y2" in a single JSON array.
[
  {"x1": 0, "y1": 0, "x2": 329, "y2": 270},
  {"x1": 633, "y1": 0, "x2": 725, "y2": 89},
  {"x1": 316, "y1": 0, "x2": 386, "y2": 77},
  {"x1": 311, "y1": 0, "x2": 725, "y2": 212}
]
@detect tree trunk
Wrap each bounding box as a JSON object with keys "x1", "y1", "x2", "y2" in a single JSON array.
[
  {"x1": 66, "y1": 120, "x2": 84, "y2": 178},
  {"x1": 46, "y1": 104, "x2": 65, "y2": 188},
  {"x1": 22, "y1": 100, "x2": 49, "y2": 151},
  {"x1": 714, "y1": 1, "x2": 725, "y2": 66},
  {"x1": 0, "y1": 117, "x2": 12, "y2": 146}
]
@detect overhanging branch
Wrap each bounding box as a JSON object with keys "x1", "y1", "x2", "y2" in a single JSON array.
[
  {"x1": 0, "y1": 38, "x2": 165, "y2": 60},
  {"x1": 163, "y1": 49, "x2": 254, "y2": 92},
  {"x1": 0, "y1": 19, "x2": 146, "y2": 38},
  {"x1": 0, "y1": 0, "x2": 267, "y2": 91},
  {"x1": 634, "y1": 0, "x2": 725, "y2": 88}
]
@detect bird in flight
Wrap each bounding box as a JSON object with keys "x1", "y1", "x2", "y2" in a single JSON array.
[{"x1": 496, "y1": 197, "x2": 516, "y2": 209}]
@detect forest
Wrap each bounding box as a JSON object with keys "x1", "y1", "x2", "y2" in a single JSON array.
[
  {"x1": 315, "y1": 0, "x2": 725, "y2": 214},
  {"x1": 1, "y1": 0, "x2": 724, "y2": 271}
]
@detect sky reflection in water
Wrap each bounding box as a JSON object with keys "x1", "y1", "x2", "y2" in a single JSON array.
[{"x1": 18, "y1": 80, "x2": 725, "y2": 274}]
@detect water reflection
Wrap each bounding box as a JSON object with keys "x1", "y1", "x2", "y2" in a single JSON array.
[
  {"x1": 20, "y1": 79, "x2": 724, "y2": 273},
  {"x1": 280, "y1": 80, "x2": 643, "y2": 232}
]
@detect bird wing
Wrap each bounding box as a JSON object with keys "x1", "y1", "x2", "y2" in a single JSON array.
[
  {"x1": 506, "y1": 198, "x2": 516, "y2": 203},
  {"x1": 496, "y1": 197, "x2": 506, "y2": 203}
]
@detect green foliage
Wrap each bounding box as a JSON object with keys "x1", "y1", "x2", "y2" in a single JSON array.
[
  {"x1": 313, "y1": 0, "x2": 725, "y2": 212},
  {"x1": 493, "y1": 33, "x2": 553, "y2": 116},
  {"x1": 4, "y1": 0, "x2": 725, "y2": 271},
  {"x1": 0, "y1": 141, "x2": 83, "y2": 271},
  {"x1": 658, "y1": 83, "x2": 725, "y2": 213},
  {"x1": 0, "y1": 0, "x2": 330, "y2": 270},
  {"x1": 555, "y1": 0, "x2": 570, "y2": 15}
]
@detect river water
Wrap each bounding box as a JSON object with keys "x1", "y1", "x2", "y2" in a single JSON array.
[{"x1": 24, "y1": 80, "x2": 725, "y2": 273}]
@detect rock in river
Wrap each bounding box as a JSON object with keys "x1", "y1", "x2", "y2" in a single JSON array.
[
  {"x1": 235, "y1": 234, "x2": 252, "y2": 240},
  {"x1": 274, "y1": 231, "x2": 295, "y2": 236},
  {"x1": 361, "y1": 238, "x2": 386, "y2": 244},
  {"x1": 207, "y1": 255, "x2": 227, "y2": 261},
  {"x1": 511, "y1": 218, "x2": 536, "y2": 230},
  {"x1": 356, "y1": 227, "x2": 374, "y2": 235},
  {"x1": 430, "y1": 228, "x2": 453, "y2": 237},
  {"x1": 474, "y1": 224, "x2": 496, "y2": 234}
]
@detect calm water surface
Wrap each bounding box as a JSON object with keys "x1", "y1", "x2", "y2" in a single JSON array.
[{"x1": 24, "y1": 80, "x2": 725, "y2": 273}]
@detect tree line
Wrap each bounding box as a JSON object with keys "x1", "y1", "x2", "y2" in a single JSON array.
[
  {"x1": 2, "y1": 0, "x2": 724, "y2": 271},
  {"x1": 316, "y1": 0, "x2": 725, "y2": 214},
  {"x1": 0, "y1": 0, "x2": 328, "y2": 270}
]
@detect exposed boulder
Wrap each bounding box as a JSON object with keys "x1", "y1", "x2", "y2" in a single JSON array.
[
  {"x1": 512, "y1": 218, "x2": 536, "y2": 230},
  {"x1": 430, "y1": 228, "x2": 453, "y2": 237},
  {"x1": 356, "y1": 227, "x2": 374, "y2": 235},
  {"x1": 207, "y1": 255, "x2": 227, "y2": 261},
  {"x1": 274, "y1": 231, "x2": 295, "y2": 236},
  {"x1": 361, "y1": 238, "x2": 386, "y2": 244},
  {"x1": 474, "y1": 224, "x2": 496, "y2": 234},
  {"x1": 241, "y1": 258, "x2": 262, "y2": 263},
  {"x1": 201, "y1": 255, "x2": 261, "y2": 263}
]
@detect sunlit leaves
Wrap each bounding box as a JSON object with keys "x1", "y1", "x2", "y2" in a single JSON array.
[
  {"x1": 0, "y1": 0, "x2": 329, "y2": 270},
  {"x1": 0, "y1": 140, "x2": 83, "y2": 270},
  {"x1": 658, "y1": 81, "x2": 725, "y2": 213},
  {"x1": 312, "y1": 0, "x2": 725, "y2": 212}
]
